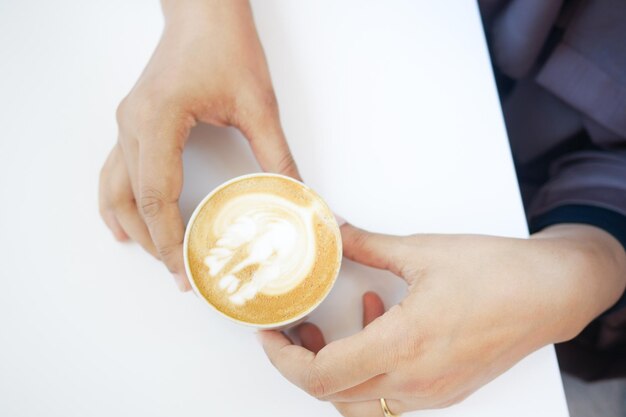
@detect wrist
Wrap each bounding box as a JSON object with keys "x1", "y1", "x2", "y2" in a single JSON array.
[
  {"x1": 161, "y1": 0, "x2": 252, "y2": 31},
  {"x1": 530, "y1": 224, "x2": 626, "y2": 343}
]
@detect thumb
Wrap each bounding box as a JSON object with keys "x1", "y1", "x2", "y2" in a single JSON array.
[
  {"x1": 340, "y1": 224, "x2": 409, "y2": 278},
  {"x1": 237, "y1": 96, "x2": 301, "y2": 180}
]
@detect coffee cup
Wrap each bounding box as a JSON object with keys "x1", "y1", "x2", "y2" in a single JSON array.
[{"x1": 184, "y1": 173, "x2": 342, "y2": 329}]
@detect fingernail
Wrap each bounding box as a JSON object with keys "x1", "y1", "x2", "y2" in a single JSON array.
[
  {"x1": 172, "y1": 273, "x2": 190, "y2": 292},
  {"x1": 333, "y1": 212, "x2": 347, "y2": 227}
]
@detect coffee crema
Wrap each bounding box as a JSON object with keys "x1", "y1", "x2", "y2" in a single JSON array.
[{"x1": 185, "y1": 174, "x2": 341, "y2": 326}]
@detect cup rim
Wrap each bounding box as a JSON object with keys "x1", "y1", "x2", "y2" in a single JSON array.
[{"x1": 183, "y1": 172, "x2": 342, "y2": 329}]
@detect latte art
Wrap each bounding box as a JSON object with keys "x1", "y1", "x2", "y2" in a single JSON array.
[
  {"x1": 184, "y1": 174, "x2": 342, "y2": 327},
  {"x1": 203, "y1": 194, "x2": 317, "y2": 305}
]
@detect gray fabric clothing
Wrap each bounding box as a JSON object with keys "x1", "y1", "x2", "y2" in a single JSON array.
[{"x1": 480, "y1": 0, "x2": 626, "y2": 223}]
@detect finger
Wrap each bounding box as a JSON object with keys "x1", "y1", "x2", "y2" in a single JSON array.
[
  {"x1": 297, "y1": 323, "x2": 326, "y2": 354},
  {"x1": 99, "y1": 147, "x2": 129, "y2": 241},
  {"x1": 299, "y1": 297, "x2": 393, "y2": 404},
  {"x1": 320, "y1": 294, "x2": 392, "y2": 403},
  {"x1": 137, "y1": 122, "x2": 191, "y2": 292},
  {"x1": 323, "y1": 374, "x2": 394, "y2": 403},
  {"x1": 118, "y1": 134, "x2": 140, "y2": 198},
  {"x1": 101, "y1": 209, "x2": 129, "y2": 242},
  {"x1": 237, "y1": 99, "x2": 301, "y2": 180},
  {"x1": 311, "y1": 311, "x2": 402, "y2": 395},
  {"x1": 260, "y1": 307, "x2": 402, "y2": 398},
  {"x1": 334, "y1": 399, "x2": 405, "y2": 417},
  {"x1": 276, "y1": 321, "x2": 399, "y2": 405},
  {"x1": 258, "y1": 330, "x2": 317, "y2": 389},
  {"x1": 363, "y1": 292, "x2": 385, "y2": 327},
  {"x1": 341, "y1": 224, "x2": 408, "y2": 278},
  {"x1": 104, "y1": 148, "x2": 159, "y2": 257},
  {"x1": 116, "y1": 202, "x2": 158, "y2": 258}
]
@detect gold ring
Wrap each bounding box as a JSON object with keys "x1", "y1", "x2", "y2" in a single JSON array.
[{"x1": 380, "y1": 398, "x2": 400, "y2": 417}]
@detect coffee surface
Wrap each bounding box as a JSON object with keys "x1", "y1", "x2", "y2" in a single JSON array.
[{"x1": 186, "y1": 175, "x2": 341, "y2": 325}]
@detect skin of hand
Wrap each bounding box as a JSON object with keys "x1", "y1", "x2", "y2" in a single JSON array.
[
  {"x1": 260, "y1": 223, "x2": 626, "y2": 416},
  {"x1": 99, "y1": 0, "x2": 299, "y2": 291}
]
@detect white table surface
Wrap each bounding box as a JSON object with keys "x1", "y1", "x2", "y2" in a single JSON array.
[{"x1": 0, "y1": 1, "x2": 570, "y2": 416}]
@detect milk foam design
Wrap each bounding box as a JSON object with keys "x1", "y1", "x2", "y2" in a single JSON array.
[{"x1": 203, "y1": 193, "x2": 317, "y2": 306}]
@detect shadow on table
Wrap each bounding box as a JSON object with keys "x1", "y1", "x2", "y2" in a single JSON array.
[{"x1": 180, "y1": 123, "x2": 259, "y2": 224}]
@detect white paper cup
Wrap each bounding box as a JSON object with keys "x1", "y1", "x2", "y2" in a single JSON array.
[{"x1": 183, "y1": 173, "x2": 342, "y2": 330}]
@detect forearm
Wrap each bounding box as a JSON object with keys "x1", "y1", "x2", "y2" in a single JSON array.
[{"x1": 531, "y1": 224, "x2": 626, "y2": 342}]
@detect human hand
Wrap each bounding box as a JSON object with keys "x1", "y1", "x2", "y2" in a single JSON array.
[
  {"x1": 260, "y1": 223, "x2": 625, "y2": 416},
  {"x1": 99, "y1": 0, "x2": 299, "y2": 291}
]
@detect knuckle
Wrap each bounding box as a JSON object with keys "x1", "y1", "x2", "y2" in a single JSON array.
[
  {"x1": 398, "y1": 261, "x2": 423, "y2": 281},
  {"x1": 131, "y1": 97, "x2": 159, "y2": 126},
  {"x1": 139, "y1": 186, "x2": 164, "y2": 221},
  {"x1": 276, "y1": 151, "x2": 297, "y2": 176},
  {"x1": 249, "y1": 85, "x2": 279, "y2": 113},
  {"x1": 115, "y1": 96, "x2": 130, "y2": 126},
  {"x1": 305, "y1": 364, "x2": 329, "y2": 398},
  {"x1": 115, "y1": 95, "x2": 158, "y2": 129},
  {"x1": 117, "y1": 93, "x2": 179, "y2": 133},
  {"x1": 237, "y1": 86, "x2": 279, "y2": 123},
  {"x1": 258, "y1": 89, "x2": 279, "y2": 114},
  {"x1": 156, "y1": 243, "x2": 178, "y2": 266}
]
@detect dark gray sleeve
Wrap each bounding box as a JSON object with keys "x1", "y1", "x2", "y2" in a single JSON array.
[{"x1": 527, "y1": 150, "x2": 626, "y2": 223}]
